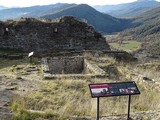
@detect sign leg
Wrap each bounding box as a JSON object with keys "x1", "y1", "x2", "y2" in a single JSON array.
[
  {"x1": 30, "y1": 57, "x2": 32, "y2": 64},
  {"x1": 127, "y1": 95, "x2": 131, "y2": 120},
  {"x1": 97, "y1": 97, "x2": 100, "y2": 120}
]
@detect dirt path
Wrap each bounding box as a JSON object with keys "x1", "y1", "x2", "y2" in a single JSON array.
[
  {"x1": 0, "y1": 77, "x2": 13, "y2": 120},
  {"x1": 0, "y1": 75, "x2": 41, "y2": 120}
]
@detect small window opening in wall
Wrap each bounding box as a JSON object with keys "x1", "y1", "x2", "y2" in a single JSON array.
[
  {"x1": 4, "y1": 27, "x2": 9, "y2": 36},
  {"x1": 54, "y1": 28, "x2": 58, "y2": 33}
]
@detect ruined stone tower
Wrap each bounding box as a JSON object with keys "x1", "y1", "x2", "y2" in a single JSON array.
[{"x1": 0, "y1": 16, "x2": 110, "y2": 52}]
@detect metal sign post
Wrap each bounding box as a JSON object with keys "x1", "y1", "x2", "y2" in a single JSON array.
[
  {"x1": 89, "y1": 81, "x2": 140, "y2": 120},
  {"x1": 127, "y1": 95, "x2": 131, "y2": 120},
  {"x1": 97, "y1": 97, "x2": 100, "y2": 120},
  {"x1": 28, "y1": 51, "x2": 34, "y2": 63}
]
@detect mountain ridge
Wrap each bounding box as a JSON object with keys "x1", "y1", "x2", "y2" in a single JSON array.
[
  {"x1": 42, "y1": 4, "x2": 130, "y2": 33},
  {"x1": 120, "y1": 6, "x2": 160, "y2": 58},
  {"x1": 0, "y1": 3, "x2": 130, "y2": 33},
  {"x1": 94, "y1": 0, "x2": 160, "y2": 18},
  {"x1": 0, "y1": 3, "x2": 75, "y2": 20},
  {"x1": 0, "y1": 5, "x2": 7, "y2": 10},
  {"x1": 122, "y1": 6, "x2": 160, "y2": 37}
]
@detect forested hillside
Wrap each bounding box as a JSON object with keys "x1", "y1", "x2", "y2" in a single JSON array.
[
  {"x1": 0, "y1": 3, "x2": 130, "y2": 33},
  {"x1": 42, "y1": 4, "x2": 130, "y2": 33},
  {"x1": 94, "y1": 0, "x2": 160, "y2": 18},
  {"x1": 120, "y1": 6, "x2": 160, "y2": 58}
]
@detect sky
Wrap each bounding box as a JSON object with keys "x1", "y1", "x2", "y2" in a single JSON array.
[{"x1": 0, "y1": 0, "x2": 160, "y2": 7}]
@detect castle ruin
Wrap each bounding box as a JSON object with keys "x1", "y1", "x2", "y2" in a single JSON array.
[{"x1": 0, "y1": 16, "x2": 110, "y2": 52}]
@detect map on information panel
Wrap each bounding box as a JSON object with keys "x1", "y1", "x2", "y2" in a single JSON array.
[{"x1": 89, "y1": 81, "x2": 140, "y2": 98}]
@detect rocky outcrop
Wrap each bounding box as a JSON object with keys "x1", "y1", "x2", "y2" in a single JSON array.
[{"x1": 0, "y1": 16, "x2": 110, "y2": 52}]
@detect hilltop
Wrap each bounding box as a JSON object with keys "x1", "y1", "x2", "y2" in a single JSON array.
[
  {"x1": 0, "y1": 3, "x2": 130, "y2": 34},
  {"x1": 42, "y1": 4, "x2": 130, "y2": 33}
]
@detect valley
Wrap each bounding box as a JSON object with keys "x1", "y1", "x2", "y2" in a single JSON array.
[
  {"x1": 105, "y1": 34, "x2": 141, "y2": 52},
  {"x1": 0, "y1": 0, "x2": 160, "y2": 120}
]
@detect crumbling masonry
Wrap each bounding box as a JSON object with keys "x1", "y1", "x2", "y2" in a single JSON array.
[
  {"x1": 0, "y1": 16, "x2": 110, "y2": 52},
  {"x1": 42, "y1": 56, "x2": 106, "y2": 79}
]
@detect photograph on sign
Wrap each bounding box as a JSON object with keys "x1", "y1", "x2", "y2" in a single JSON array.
[
  {"x1": 89, "y1": 82, "x2": 140, "y2": 98},
  {"x1": 90, "y1": 84, "x2": 112, "y2": 97}
]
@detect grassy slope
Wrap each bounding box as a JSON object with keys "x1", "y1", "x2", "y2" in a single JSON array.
[
  {"x1": 0, "y1": 53, "x2": 159, "y2": 119},
  {"x1": 105, "y1": 34, "x2": 142, "y2": 52},
  {"x1": 109, "y1": 41, "x2": 141, "y2": 52}
]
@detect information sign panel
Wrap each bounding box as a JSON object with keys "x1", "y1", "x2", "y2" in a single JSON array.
[{"x1": 89, "y1": 81, "x2": 140, "y2": 98}]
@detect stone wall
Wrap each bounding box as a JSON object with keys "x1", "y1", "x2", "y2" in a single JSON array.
[
  {"x1": 0, "y1": 16, "x2": 110, "y2": 52},
  {"x1": 84, "y1": 60, "x2": 106, "y2": 75},
  {"x1": 46, "y1": 56, "x2": 83, "y2": 74},
  {"x1": 42, "y1": 56, "x2": 106, "y2": 79}
]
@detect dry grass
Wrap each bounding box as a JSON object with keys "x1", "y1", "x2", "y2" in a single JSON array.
[
  {"x1": 135, "y1": 62, "x2": 160, "y2": 82},
  {"x1": 10, "y1": 77, "x2": 160, "y2": 119},
  {"x1": 0, "y1": 57, "x2": 42, "y2": 80},
  {"x1": 0, "y1": 54, "x2": 159, "y2": 119}
]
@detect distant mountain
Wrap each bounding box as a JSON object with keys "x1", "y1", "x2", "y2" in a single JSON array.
[
  {"x1": 0, "y1": 3, "x2": 75, "y2": 20},
  {"x1": 42, "y1": 4, "x2": 130, "y2": 33},
  {"x1": 0, "y1": 5, "x2": 7, "y2": 10},
  {"x1": 0, "y1": 3, "x2": 130, "y2": 33},
  {"x1": 122, "y1": 6, "x2": 160, "y2": 37},
  {"x1": 24, "y1": 3, "x2": 76, "y2": 17},
  {"x1": 94, "y1": 0, "x2": 160, "y2": 18}
]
